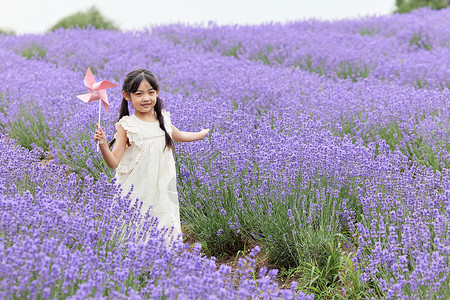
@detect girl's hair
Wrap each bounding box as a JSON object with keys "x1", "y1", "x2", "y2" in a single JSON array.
[{"x1": 108, "y1": 69, "x2": 174, "y2": 151}]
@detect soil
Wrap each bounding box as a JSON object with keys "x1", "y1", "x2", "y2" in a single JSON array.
[{"x1": 40, "y1": 156, "x2": 53, "y2": 167}]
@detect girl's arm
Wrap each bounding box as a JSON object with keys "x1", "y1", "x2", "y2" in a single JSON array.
[
  {"x1": 171, "y1": 124, "x2": 210, "y2": 142},
  {"x1": 94, "y1": 124, "x2": 128, "y2": 169}
]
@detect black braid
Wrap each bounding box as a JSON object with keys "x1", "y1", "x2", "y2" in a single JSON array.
[{"x1": 154, "y1": 96, "x2": 174, "y2": 151}]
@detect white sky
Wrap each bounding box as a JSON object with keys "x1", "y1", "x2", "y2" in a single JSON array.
[{"x1": 0, "y1": 0, "x2": 396, "y2": 34}]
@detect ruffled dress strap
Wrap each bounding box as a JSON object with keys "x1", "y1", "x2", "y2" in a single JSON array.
[
  {"x1": 161, "y1": 110, "x2": 173, "y2": 137},
  {"x1": 114, "y1": 116, "x2": 145, "y2": 175},
  {"x1": 114, "y1": 115, "x2": 145, "y2": 150}
]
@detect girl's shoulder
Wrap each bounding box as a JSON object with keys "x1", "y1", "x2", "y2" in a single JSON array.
[
  {"x1": 117, "y1": 115, "x2": 132, "y2": 122},
  {"x1": 115, "y1": 115, "x2": 138, "y2": 133}
]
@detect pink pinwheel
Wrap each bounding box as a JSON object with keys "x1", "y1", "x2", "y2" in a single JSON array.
[
  {"x1": 77, "y1": 67, "x2": 118, "y2": 151},
  {"x1": 77, "y1": 67, "x2": 118, "y2": 115}
]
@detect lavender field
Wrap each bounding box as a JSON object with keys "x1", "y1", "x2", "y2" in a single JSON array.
[{"x1": 1, "y1": 7, "x2": 450, "y2": 299}]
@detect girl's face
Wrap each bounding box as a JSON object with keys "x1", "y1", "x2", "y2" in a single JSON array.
[{"x1": 123, "y1": 79, "x2": 159, "y2": 116}]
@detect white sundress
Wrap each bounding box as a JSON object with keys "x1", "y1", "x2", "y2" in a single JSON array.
[{"x1": 114, "y1": 111, "x2": 181, "y2": 240}]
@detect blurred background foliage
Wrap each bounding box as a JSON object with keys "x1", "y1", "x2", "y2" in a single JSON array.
[
  {"x1": 0, "y1": 29, "x2": 15, "y2": 35},
  {"x1": 396, "y1": 0, "x2": 450, "y2": 12},
  {"x1": 49, "y1": 6, "x2": 118, "y2": 31}
]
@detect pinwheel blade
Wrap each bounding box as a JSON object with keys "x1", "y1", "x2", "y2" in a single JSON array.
[
  {"x1": 98, "y1": 89, "x2": 110, "y2": 114},
  {"x1": 84, "y1": 67, "x2": 96, "y2": 89},
  {"x1": 98, "y1": 80, "x2": 118, "y2": 90},
  {"x1": 76, "y1": 93, "x2": 93, "y2": 103}
]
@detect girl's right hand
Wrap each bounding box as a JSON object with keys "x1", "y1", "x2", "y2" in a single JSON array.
[{"x1": 94, "y1": 123, "x2": 107, "y2": 146}]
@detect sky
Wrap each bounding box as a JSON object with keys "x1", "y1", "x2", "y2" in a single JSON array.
[{"x1": 0, "y1": 0, "x2": 396, "y2": 34}]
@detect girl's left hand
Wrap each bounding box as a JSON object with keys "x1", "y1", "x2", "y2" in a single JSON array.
[{"x1": 199, "y1": 128, "x2": 210, "y2": 139}]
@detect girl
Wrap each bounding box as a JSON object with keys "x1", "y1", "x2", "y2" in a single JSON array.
[{"x1": 93, "y1": 69, "x2": 210, "y2": 240}]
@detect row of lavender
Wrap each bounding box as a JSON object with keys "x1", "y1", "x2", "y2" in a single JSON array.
[
  {"x1": 0, "y1": 9, "x2": 449, "y2": 297},
  {"x1": 154, "y1": 7, "x2": 450, "y2": 90}
]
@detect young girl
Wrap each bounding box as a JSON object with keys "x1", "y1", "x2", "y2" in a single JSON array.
[{"x1": 93, "y1": 69, "x2": 209, "y2": 240}]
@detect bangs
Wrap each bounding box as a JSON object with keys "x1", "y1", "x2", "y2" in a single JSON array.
[{"x1": 127, "y1": 72, "x2": 160, "y2": 93}]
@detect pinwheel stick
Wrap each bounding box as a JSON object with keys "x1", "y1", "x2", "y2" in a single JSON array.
[{"x1": 97, "y1": 100, "x2": 102, "y2": 151}]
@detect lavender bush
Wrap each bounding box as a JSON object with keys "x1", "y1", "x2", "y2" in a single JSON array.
[
  {"x1": 0, "y1": 7, "x2": 450, "y2": 298},
  {"x1": 0, "y1": 136, "x2": 310, "y2": 299}
]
